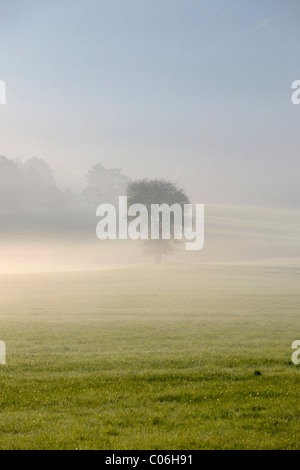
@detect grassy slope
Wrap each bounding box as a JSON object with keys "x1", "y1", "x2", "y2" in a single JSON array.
[{"x1": 0, "y1": 264, "x2": 299, "y2": 449}]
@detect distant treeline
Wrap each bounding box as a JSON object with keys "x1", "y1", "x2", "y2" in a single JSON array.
[{"x1": 0, "y1": 156, "x2": 131, "y2": 212}]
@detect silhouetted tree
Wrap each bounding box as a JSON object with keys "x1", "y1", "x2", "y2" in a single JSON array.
[
  {"x1": 82, "y1": 164, "x2": 131, "y2": 206},
  {"x1": 127, "y1": 178, "x2": 190, "y2": 264},
  {"x1": 22, "y1": 157, "x2": 63, "y2": 209},
  {"x1": 0, "y1": 155, "x2": 23, "y2": 210}
]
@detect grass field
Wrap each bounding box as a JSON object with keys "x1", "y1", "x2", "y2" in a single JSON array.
[{"x1": 0, "y1": 264, "x2": 299, "y2": 449}]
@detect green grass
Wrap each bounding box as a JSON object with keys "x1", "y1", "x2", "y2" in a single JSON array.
[{"x1": 0, "y1": 264, "x2": 299, "y2": 449}]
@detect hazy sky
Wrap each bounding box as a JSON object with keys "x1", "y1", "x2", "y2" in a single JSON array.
[{"x1": 0, "y1": 0, "x2": 300, "y2": 207}]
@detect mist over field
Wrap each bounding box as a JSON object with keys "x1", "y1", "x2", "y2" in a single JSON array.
[
  {"x1": 0, "y1": 152, "x2": 298, "y2": 273},
  {"x1": 0, "y1": 202, "x2": 299, "y2": 273},
  {"x1": 0, "y1": 0, "x2": 300, "y2": 451}
]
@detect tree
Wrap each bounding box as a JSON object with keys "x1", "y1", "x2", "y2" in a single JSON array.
[
  {"x1": 0, "y1": 155, "x2": 23, "y2": 210},
  {"x1": 127, "y1": 178, "x2": 190, "y2": 264},
  {"x1": 82, "y1": 164, "x2": 131, "y2": 206},
  {"x1": 22, "y1": 157, "x2": 63, "y2": 209}
]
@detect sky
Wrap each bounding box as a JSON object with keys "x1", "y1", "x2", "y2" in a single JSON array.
[{"x1": 0, "y1": 0, "x2": 300, "y2": 207}]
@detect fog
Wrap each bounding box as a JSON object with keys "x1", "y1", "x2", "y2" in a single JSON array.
[
  {"x1": 1, "y1": 205, "x2": 299, "y2": 274},
  {"x1": 1, "y1": 1, "x2": 300, "y2": 272},
  {"x1": 1, "y1": 1, "x2": 300, "y2": 208}
]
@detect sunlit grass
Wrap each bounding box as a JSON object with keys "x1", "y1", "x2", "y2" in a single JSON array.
[{"x1": 0, "y1": 264, "x2": 299, "y2": 449}]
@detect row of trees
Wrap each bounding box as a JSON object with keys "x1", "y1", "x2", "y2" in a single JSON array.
[
  {"x1": 0, "y1": 155, "x2": 190, "y2": 263},
  {"x1": 0, "y1": 156, "x2": 131, "y2": 211},
  {"x1": 0, "y1": 156, "x2": 62, "y2": 210}
]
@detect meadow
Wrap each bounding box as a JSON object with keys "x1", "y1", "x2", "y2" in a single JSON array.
[{"x1": 0, "y1": 263, "x2": 299, "y2": 449}]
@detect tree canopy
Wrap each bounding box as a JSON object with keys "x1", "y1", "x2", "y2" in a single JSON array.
[
  {"x1": 127, "y1": 178, "x2": 190, "y2": 264},
  {"x1": 82, "y1": 164, "x2": 131, "y2": 206}
]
